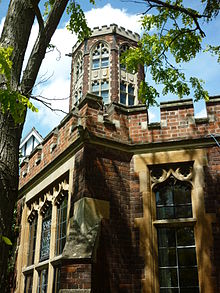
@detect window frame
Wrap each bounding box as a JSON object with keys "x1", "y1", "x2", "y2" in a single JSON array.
[{"x1": 38, "y1": 267, "x2": 48, "y2": 293}]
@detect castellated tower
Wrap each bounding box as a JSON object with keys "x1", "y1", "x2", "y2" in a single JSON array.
[{"x1": 69, "y1": 24, "x2": 144, "y2": 110}]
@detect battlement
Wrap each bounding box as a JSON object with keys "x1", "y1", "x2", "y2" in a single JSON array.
[
  {"x1": 19, "y1": 94, "x2": 220, "y2": 190},
  {"x1": 91, "y1": 24, "x2": 140, "y2": 42},
  {"x1": 71, "y1": 23, "x2": 140, "y2": 55}
]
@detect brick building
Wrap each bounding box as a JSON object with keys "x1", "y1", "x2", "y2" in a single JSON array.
[{"x1": 15, "y1": 24, "x2": 220, "y2": 293}]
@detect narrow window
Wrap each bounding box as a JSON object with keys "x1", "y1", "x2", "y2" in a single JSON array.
[
  {"x1": 27, "y1": 215, "x2": 38, "y2": 266},
  {"x1": 53, "y1": 266, "x2": 61, "y2": 293},
  {"x1": 92, "y1": 42, "x2": 109, "y2": 69},
  {"x1": 154, "y1": 177, "x2": 199, "y2": 292},
  {"x1": 38, "y1": 268, "x2": 48, "y2": 293},
  {"x1": 24, "y1": 273, "x2": 33, "y2": 293},
  {"x1": 56, "y1": 197, "x2": 68, "y2": 256},
  {"x1": 40, "y1": 205, "x2": 52, "y2": 261}
]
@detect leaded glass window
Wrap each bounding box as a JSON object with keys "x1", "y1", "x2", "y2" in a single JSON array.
[
  {"x1": 27, "y1": 215, "x2": 37, "y2": 265},
  {"x1": 24, "y1": 273, "x2": 33, "y2": 293},
  {"x1": 158, "y1": 227, "x2": 199, "y2": 293},
  {"x1": 92, "y1": 42, "x2": 109, "y2": 69},
  {"x1": 119, "y1": 44, "x2": 129, "y2": 70},
  {"x1": 56, "y1": 197, "x2": 68, "y2": 256},
  {"x1": 38, "y1": 268, "x2": 48, "y2": 293},
  {"x1": 153, "y1": 173, "x2": 199, "y2": 292},
  {"x1": 155, "y1": 179, "x2": 192, "y2": 220},
  {"x1": 40, "y1": 206, "x2": 52, "y2": 261},
  {"x1": 75, "y1": 52, "x2": 83, "y2": 80},
  {"x1": 92, "y1": 80, "x2": 109, "y2": 103},
  {"x1": 120, "y1": 82, "x2": 135, "y2": 106}
]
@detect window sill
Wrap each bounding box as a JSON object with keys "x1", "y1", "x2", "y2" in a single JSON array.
[
  {"x1": 22, "y1": 264, "x2": 34, "y2": 274},
  {"x1": 153, "y1": 218, "x2": 197, "y2": 227}
]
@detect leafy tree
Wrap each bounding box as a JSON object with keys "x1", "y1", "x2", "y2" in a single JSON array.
[
  {"x1": 0, "y1": 0, "x2": 93, "y2": 290},
  {"x1": 122, "y1": 0, "x2": 220, "y2": 108}
]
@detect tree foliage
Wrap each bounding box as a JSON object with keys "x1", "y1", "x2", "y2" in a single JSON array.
[{"x1": 122, "y1": 0, "x2": 220, "y2": 107}]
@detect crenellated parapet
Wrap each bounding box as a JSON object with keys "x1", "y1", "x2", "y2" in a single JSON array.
[{"x1": 19, "y1": 94, "x2": 220, "y2": 190}]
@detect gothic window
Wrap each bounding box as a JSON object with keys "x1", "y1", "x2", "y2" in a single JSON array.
[
  {"x1": 151, "y1": 165, "x2": 199, "y2": 292},
  {"x1": 27, "y1": 215, "x2": 37, "y2": 266},
  {"x1": 40, "y1": 205, "x2": 52, "y2": 261},
  {"x1": 92, "y1": 80, "x2": 109, "y2": 103},
  {"x1": 24, "y1": 273, "x2": 33, "y2": 293},
  {"x1": 119, "y1": 44, "x2": 129, "y2": 70},
  {"x1": 92, "y1": 42, "x2": 109, "y2": 69},
  {"x1": 74, "y1": 52, "x2": 83, "y2": 81},
  {"x1": 56, "y1": 196, "x2": 68, "y2": 256},
  {"x1": 74, "y1": 87, "x2": 82, "y2": 105},
  {"x1": 38, "y1": 268, "x2": 48, "y2": 293},
  {"x1": 53, "y1": 266, "x2": 61, "y2": 293},
  {"x1": 120, "y1": 82, "x2": 135, "y2": 106}
]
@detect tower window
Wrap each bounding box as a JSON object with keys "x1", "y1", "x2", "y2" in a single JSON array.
[
  {"x1": 120, "y1": 82, "x2": 135, "y2": 106},
  {"x1": 92, "y1": 42, "x2": 109, "y2": 69},
  {"x1": 92, "y1": 80, "x2": 109, "y2": 103}
]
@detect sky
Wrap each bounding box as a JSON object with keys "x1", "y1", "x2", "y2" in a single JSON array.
[{"x1": 0, "y1": 0, "x2": 219, "y2": 139}]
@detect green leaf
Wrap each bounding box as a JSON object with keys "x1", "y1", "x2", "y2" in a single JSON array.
[{"x1": 2, "y1": 236, "x2": 12, "y2": 245}]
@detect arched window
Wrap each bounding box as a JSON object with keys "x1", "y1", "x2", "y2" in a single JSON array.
[
  {"x1": 151, "y1": 166, "x2": 199, "y2": 293},
  {"x1": 74, "y1": 52, "x2": 83, "y2": 81},
  {"x1": 27, "y1": 214, "x2": 38, "y2": 266},
  {"x1": 119, "y1": 43, "x2": 129, "y2": 70},
  {"x1": 119, "y1": 44, "x2": 136, "y2": 106},
  {"x1": 91, "y1": 42, "x2": 110, "y2": 103},
  {"x1": 92, "y1": 42, "x2": 109, "y2": 69},
  {"x1": 40, "y1": 204, "x2": 52, "y2": 261},
  {"x1": 55, "y1": 196, "x2": 68, "y2": 256}
]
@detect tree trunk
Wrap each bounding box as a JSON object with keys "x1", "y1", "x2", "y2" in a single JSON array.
[
  {"x1": 0, "y1": 1, "x2": 69, "y2": 289},
  {"x1": 0, "y1": 112, "x2": 23, "y2": 291}
]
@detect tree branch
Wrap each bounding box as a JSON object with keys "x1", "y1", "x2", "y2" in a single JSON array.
[
  {"x1": 21, "y1": 0, "x2": 69, "y2": 96},
  {"x1": 143, "y1": 0, "x2": 206, "y2": 37},
  {"x1": 30, "y1": 0, "x2": 44, "y2": 32}
]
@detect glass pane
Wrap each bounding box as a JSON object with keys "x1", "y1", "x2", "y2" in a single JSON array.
[
  {"x1": 177, "y1": 227, "x2": 195, "y2": 246},
  {"x1": 173, "y1": 185, "x2": 191, "y2": 205},
  {"x1": 159, "y1": 268, "x2": 178, "y2": 287},
  {"x1": 158, "y1": 229, "x2": 176, "y2": 248},
  {"x1": 179, "y1": 267, "x2": 199, "y2": 287},
  {"x1": 92, "y1": 59, "x2": 100, "y2": 69},
  {"x1": 175, "y1": 206, "x2": 192, "y2": 218},
  {"x1": 101, "y1": 90, "x2": 109, "y2": 103},
  {"x1": 128, "y1": 95, "x2": 135, "y2": 106},
  {"x1": 159, "y1": 248, "x2": 176, "y2": 266},
  {"x1": 157, "y1": 206, "x2": 175, "y2": 219},
  {"x1": 120, "y1": 93, "x2": 126, "y2": 104},
  {"x1": 178, "y1": 247, "x2": 197, "y2": 266},
  {"x1": 92, "y1": 83, "x2": 99, "y2": 92},
  {"x1": 101, "y1": 57, "x2": 109, "y2": 67},
  {"x1": 156, "y1": 189, "x2": 173, "y2": 206},
  {"x1": 120, "y1": 83, "x2": 126, "y2": 92},
  {"x1": 128, "y1": 85, "x2": 134, "y2": 94},
  {"x1": 101, "y1": 81, "x2": 109, "y2": 90}
]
